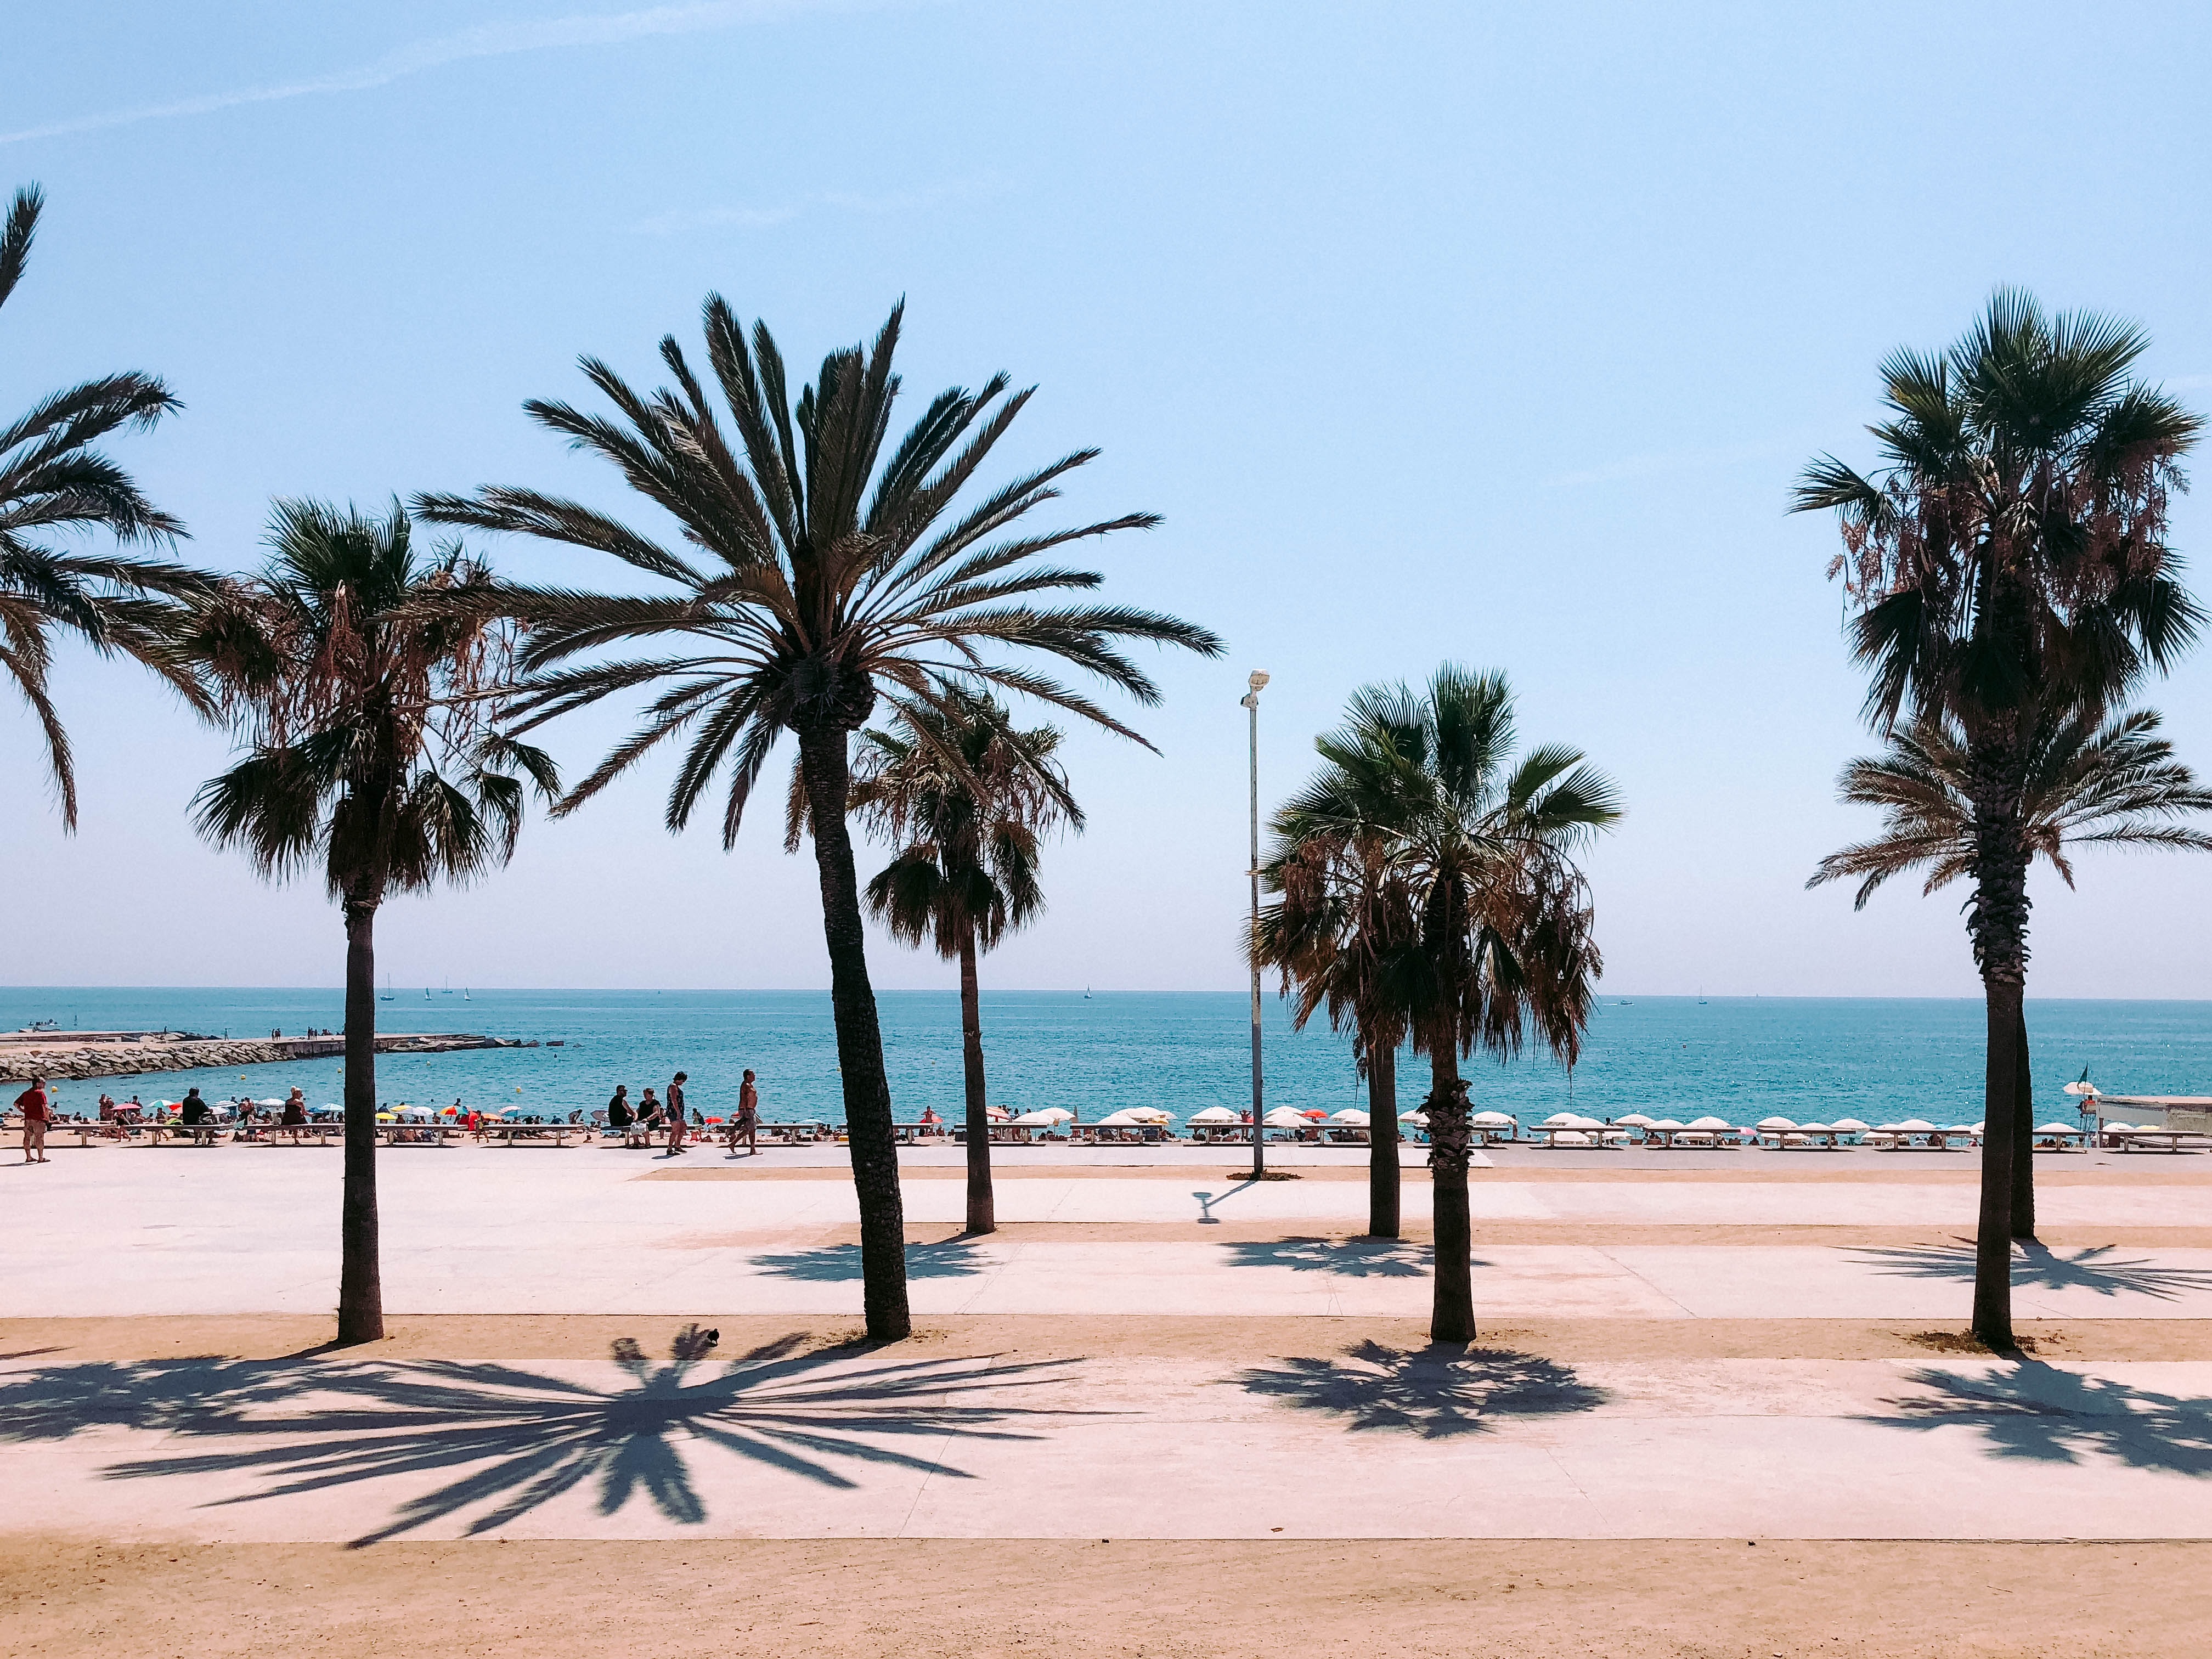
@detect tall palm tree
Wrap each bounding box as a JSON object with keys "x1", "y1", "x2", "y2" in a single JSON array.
[
  {"x1": 1795, "y1": 291, "x2": 2202, "y2": 1346},
  {"x1": 2, "y1": 183, "x2": 210, "y2": 822},
  {"x1": 1267, "y1": 668, "x2": 1619, "y2": 1342},
  {"x1": 839, "y1": 689, "x2": 1079, "y2": 1233},
  {"x1": 188, "y1": 501, "x2": 557, "y2": 1346},
  {"x1": 1258, "y1": 754, "x2": 1420, "y2": 1240},
  {"x1": 414, "y1": 300, "x2": 1221, "y2": 1340},
  {"x1": 1810, "y1": 704, "x2": 2212, "y2": 1237}
]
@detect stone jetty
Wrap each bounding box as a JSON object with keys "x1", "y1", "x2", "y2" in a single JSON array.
[{"x1": 0, "y1": 1028, "x2": 527, "y2": 1083}]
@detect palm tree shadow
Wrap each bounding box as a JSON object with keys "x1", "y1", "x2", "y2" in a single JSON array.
[
  {"x1": 1858, "y1": 1361, "x2": 2212, "y2": 1475},
  {"x1": 753, "y1": 1242, "x2": 990, "y2": 1281},
  {"x1": 0, "y1": 1325, "x2": 1097, "y2": 1545},
  {"x1": 1221, "y1": 1237, "x2": 1432, "y2": 1278},
  {"x1": 1848, "y1": 1243, "x2": 2212, "y2": 1302},
  {"x1": 1234, "y1": 1340, "x2": 1611, "y2": 1438}
]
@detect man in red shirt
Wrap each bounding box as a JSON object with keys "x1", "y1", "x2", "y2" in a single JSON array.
[{"x1": 15, "y1": 1077, "x2": 52, "y2": 1164}]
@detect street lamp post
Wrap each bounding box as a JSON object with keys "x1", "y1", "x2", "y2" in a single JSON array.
[{"x1": 1242, "y1": 670, "x2": 1269, "y2": 1177}]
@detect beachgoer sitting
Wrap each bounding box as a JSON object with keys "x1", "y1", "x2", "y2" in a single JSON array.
[
  {"x1": 280, "y1": 1089, "x2": 309, "y2": 1145},
  {"x1": 180, "y1": 1088, "x2": 216, "y2": 1146}
]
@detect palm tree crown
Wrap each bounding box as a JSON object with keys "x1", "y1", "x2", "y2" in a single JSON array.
[
  {"x1": 414, "y1": 298, "x2": 1219, "y2": 831},
  {"x1": 1809, "y1": 705, "x2": 2212, "y2": 910},
  {"x1": 189, "y1": 500, "x2": 557, "y2": 900},
  {"x1": 2, "y1": 183, "x2": 208, "y2": 825},
  {"x1": 844, "y1": 688, "x2": 1078, "y2": 959}
]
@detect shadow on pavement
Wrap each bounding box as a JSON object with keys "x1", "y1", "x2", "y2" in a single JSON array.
[
  {"x1": 752, "y1": 1240, "x2": 991, "y2": 1281},
  {"x1": 1848, "y1": 1243, "x2": 2212, "y2": 1301},
  {"x1": 1860, "y1": 1360, "x2": 2212, "y2": 1475},
  {"x1": 1220, "y1": 1237, "x2": 1431, "y2": 1278},
  {"x1": 0, "y1": 1325, "x2": 1087, "y2": 1544},
  {"x1": 1234, "y1": 1339, "x2": 1611, "y2": 1438}
]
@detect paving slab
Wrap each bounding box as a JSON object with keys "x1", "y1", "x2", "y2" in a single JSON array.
[{"x1": 5, "y1": 1346, "x2": 2209, "y2": 1542}]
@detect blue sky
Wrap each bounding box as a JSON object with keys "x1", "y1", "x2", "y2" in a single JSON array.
[{"x1": 6, "y1": 1, "x2": 2212, "y2": 996}]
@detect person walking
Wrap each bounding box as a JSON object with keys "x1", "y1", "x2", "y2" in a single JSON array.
[
  {"x1": 14, "y1": 1076, "x2": 51, "y2": 1164},
  {"x1": 729, "y1": 1069, "x2": 759, "y2": 1156},
  {"x1": 665, "y1": 1071, "x2": 690, "y2": 1155}
]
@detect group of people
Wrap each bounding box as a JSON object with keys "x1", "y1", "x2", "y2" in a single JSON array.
[{"x1": 603, "y1": 1069, "x2": 760, "y2": 1155}]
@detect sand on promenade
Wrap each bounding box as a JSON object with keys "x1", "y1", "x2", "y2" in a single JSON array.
[{"x1": 7, "y1": 1538, "x2": 2209, "y2": 1659}]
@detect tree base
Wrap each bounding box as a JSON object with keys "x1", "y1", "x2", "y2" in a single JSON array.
[{"x1": 1227, "y1": 1169, "x2": 1302, "y2": 1181}]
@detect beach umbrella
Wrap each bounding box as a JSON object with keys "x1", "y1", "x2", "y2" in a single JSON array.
[
  {"x1": 1755, "y1": 1116, "x2": 1798, "y2": 1131},
  {"x1": 1832, "y1": 1118, "x2": 1869, "y2": 1132},
  {"x1": 1893, "y1": 1118, "x2": 1938, "y2": 1133},
  {"x1": 2038, "y1": 1121, "x2": 2084, "y2": 1135},
  {"x1": 1123, "y1": 1108, "x2": 1173, "y2": 1124},
  {"x1": 1264, "y1": 1106, "x2": 1310, "y2": 1127},
  {"x1": 1797, "y1": 1121, "x2": 1835, "y2": 1134},
  {"x1": 1553, "y1": 1130, "x2": 1592, "y2": 1147},
  {"x1": 1470, "y1": 1110, "x2": 1516, "y2": 1127},
  {"x1": 1398, "y1": 1110, "x2": 1429, "y2": 1126},
  {"x1": 1566, "y1": 1114, "x2": 1606, "y2": 1131},
  {"x1": 1014, "y1": 1108, "x2": 1076, "y2": 1125},
  {"x1": 1187, "y1": 1107, "x2": 1240, "y2": 1125},
  {"x1": 985, "y1": 1105, "x2": 1011, "y2": 1121},
  {"x1": 1543, "y1": 1111, "x2": 1582, "y2": 1127},
  {"x1": 1613, "y1": 1113, "x2": 1655, "y2": 1128},
  {"x1": 2063, "y1": 1081, "x2": 2100, "y2": 1096},
  {"x1": 1647, "y1": 1119, "x2": 1686, "y2": 1131},
  {"x1": 1943, "y1": 1124, "x2": 1973, "y2": 1135},
  {"x1": 1329, "y1": 1109, "x2": 1371, "y2": 1125},
  {"x1": 1094, "y1": 1109, "x2": 1150, "y2": 1126},
  {"x1": 1685, "y1": 1116, "x2": 1732, "y2": 1131}
]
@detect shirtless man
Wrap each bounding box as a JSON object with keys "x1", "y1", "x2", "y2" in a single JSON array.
[
  {"x1": 729, "y1": 1069, "x2": 759, "y2": 1156},
  {"x1": 15, "y1": 1076, "x2": 51, "y2": 1164}
]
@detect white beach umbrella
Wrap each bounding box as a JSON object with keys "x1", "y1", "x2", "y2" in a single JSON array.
[
  {"x1": 1685, "y1": 1116, "x2": 1732, "y2": 1131},
  {"x1": 1543, "y1": 1111, "x2": 1582, "y2": 1127},
  {"x1": 1971, "y1": 1122, "x2": 1985, "y2": 1133},
  {"x1": 1469, "y1": 1110, "x2": 1516, "y2": 1126},
  {"x1": 1553, "y1": 1131, "x2": 1592, "y2": 1147},
  {"x1": 1832, "y1": 1118, "x2": 1869, "y2": 1132},
  {"x1": 1564, "y1": 1114, "x2": 1606, "y2": 1131},
  {"x1": 1330, "y1": 1109, "x2": 1371, "y2": 1125},
  {"x1": 1943, "y1": 1124, "x2": 1973, "y2": 1135},
  {"x1": 2038, "y1": 1121, "x2": 2085, "y2": 1135},
  {"x1": 1894, "y1": 1119, "x2": 1938, "y2": 1133},
  {"x1": 1122, "y1": 1107, "x2": 1173, "y2": 1124},
  {"x1": 2063, "y1": 1081, "x2": 2100, "y2": 1096},
  {"x1": 1797, "y1": 1121, "x2": 1835, "y2": 1134},
  {"x1": 1186, "y1": 1107, "x2": 1240, "y2": 1125},
  {"x1": 1398, "y1": 1110, "x2": 1430, "y2": 1126},
  {"x1": 1647, "y1": 1119, "x2": 1686, "y2": 1132},
  {"x1": 1613, "y1": 1113, "x2": 1656, "y2": 1128},
  {"x1": 1094, "y1": 1109, "x2": 1153, "y2": 1127},
  {"x1": 1012, "y1": 1108, "x2": 1074, "y2": 1126},
  {"x1": 1755, "y1": 1116, "x2": 1798, "y2": 1131},
  {"x1": 1263, "y1": 1106, "x2": 1310, "y2": 1127}
]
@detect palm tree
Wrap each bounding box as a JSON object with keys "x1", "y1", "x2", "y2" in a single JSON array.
[
  {"x1": 1810, "y1": 704, "x2": 2212, "y2": 1237},
  {"x1": 1258, "y1": 753, "x2": 1420, "y2": 1240},
  {"x1": 839, "y1": 689, "x2": 1079, "y2": 1233},
  {"x1": 2, "y1": 183, "x2": 210, "y2": 822},
  {"x1": 188, "y1": 501, "x2": 557, "y2": 1346},
  {"x1": 414, "y1": 300, "x2": 1221, "y2": 1340},
  {"x1": 1795, "y1": 291, "x2": 2202, "y2": 1346},
  {"x1": 1266, "y1": 668, "x2": 1619, "y2": 1342}
]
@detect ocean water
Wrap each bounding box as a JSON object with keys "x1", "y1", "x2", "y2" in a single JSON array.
[{"x1": 7, "y1": 988, "x2": 2211, "y2": 1128}]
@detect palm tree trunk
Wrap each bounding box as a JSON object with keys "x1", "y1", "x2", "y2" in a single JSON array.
[
  {"x1": 957, "y1": 926, "x2": 994, "y2": 1234},
  {"x1": 337, "y1": 895, "x2": 384, "y2": 1346},
  {"x1": 1974, "y1": 975, "x2": 2024, "y2": 1346},
  {"x1": 1367, "y1": 1038, "x2": 1400, "y2": 1239},
  {"x1": 1426, "y1": 1041, "x2": 1475, "y2": 1344},
  {"x1": 2011, "y1": 1015, "x2": 2036, "y2": 1240},
  {"x1": 797, "y1": 723, "x2": 911, "y2": 1341}
]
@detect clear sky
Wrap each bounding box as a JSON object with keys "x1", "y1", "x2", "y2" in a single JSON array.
[{"x1": 6, "y1": 1, "x2": 2212, "y2": 998}]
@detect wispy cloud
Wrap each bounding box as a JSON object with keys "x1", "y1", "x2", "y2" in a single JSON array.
[
  {"x1": 629, "y1": 175, "x2": 1005, "y2": 235},
  {"x1": 1, "y1": 1, "x2": 850, "y2": 147}
]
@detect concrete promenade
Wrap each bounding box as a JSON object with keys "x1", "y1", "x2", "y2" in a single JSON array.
[{"x1": 7, "y1": 1140, "x2": 2212, "y2": 1655}]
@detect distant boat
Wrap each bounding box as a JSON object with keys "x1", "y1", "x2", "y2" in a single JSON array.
[
  {"x1": 424, "y1": 988, "x2": 432, "y2": 1001},
  {"x1": 379, "y1": 974, "x2": 394, "y2": 1004},
  {"x1": 463, "y1": 988, "x2": 471, "y2": 1001}
]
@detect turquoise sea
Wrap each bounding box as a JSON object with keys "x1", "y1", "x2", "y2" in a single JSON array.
[{"x1": 7, "y1": 989, "x2": 2212, "y2": 1128}]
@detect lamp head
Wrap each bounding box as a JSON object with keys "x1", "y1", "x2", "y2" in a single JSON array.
[{"x1": 1247, "y1": 670, "x2": 1270, "y2": 693}]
